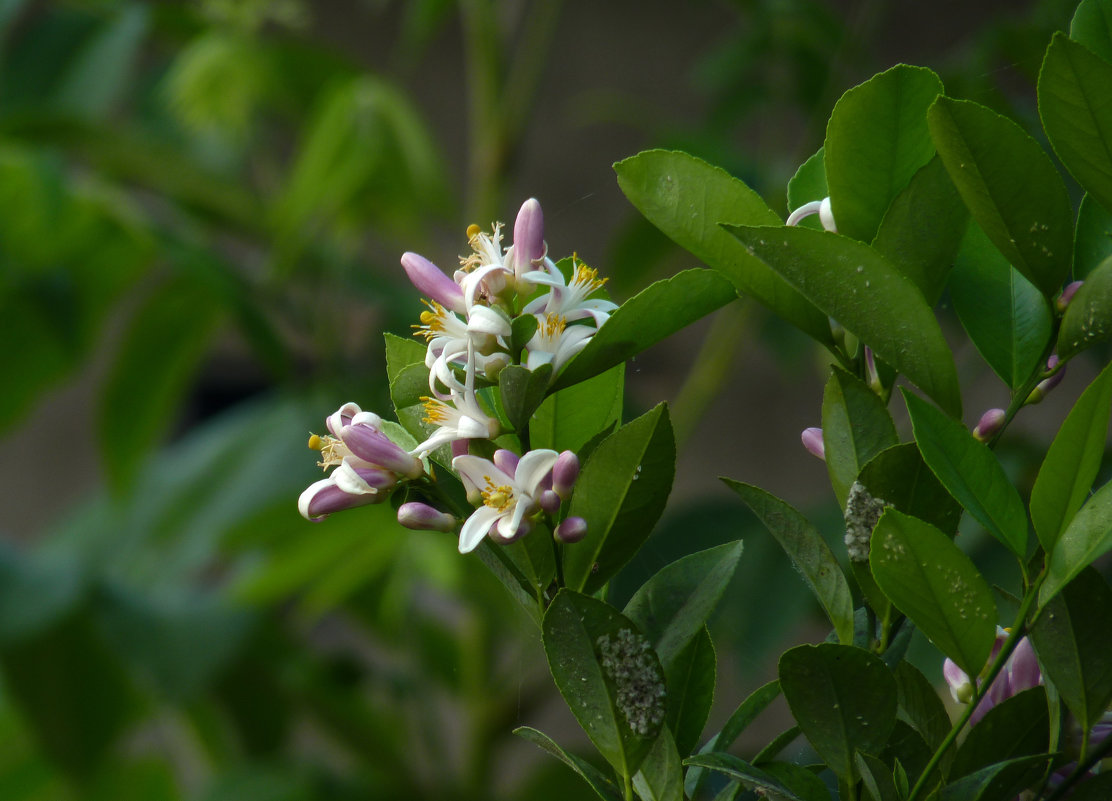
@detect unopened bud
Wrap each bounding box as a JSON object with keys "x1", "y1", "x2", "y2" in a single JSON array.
[
  {"x1": 972, "y1": 408, "x2": 1006, "y2": 442},
  {"x1": 539, "y1": 489, "x2": 561, "y2": 514},
  {"x1": 801, "y1": 428, "x2": 825, "y2": 461},
  {"x1": 552, "y1": 450, "x2": 580, "y2": 499},
  {"x1": 401, "y1": 252, "x2": 466, "y2": 314},
  {"x1": 397, "y1": 502, "x2": 457, "y2": 532},
  {"x1": 1027, "y1": 355, "x2": 1065, "y2": 405},
  {"x1": 864, "y1": 346, "x2": 882, "y2": 394},
  {"x1": 555, "y1": 516, "x2": 588, "y2": 544},
  {"x1": 493, "y1": 449, "x2": 519, "y2": 476},
  {"x1": 512, "y1": 198, "x2": 545, "y2": 285},
  {"x1": 818, "y1": 196, "x2": 837, "y2": 233},
  {"x1": 1057, "y1": 280, "x2": 1083, "y2": 312}
]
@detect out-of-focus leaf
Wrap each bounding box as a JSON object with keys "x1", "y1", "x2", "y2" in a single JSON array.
[
  {"x1": 1058, "y1": 254, "x2": 1112, "y2": 359},
  {"x1": 778, "y1": 643, "x2": 897, "y2": 780},
  {"x1": 684, "y1": 753, "x2": 815, "y2": 801},
  {"x1": 614, "y1": 149, "x2": 833, "y2": 343},
  {"x1": 904, "y1": 391, "x2": 1028, "y2": 556},
  {"x1": 820, "y1": 367, "x2": 899, "y2": 507},
  {"x1": 0, "y1": 545, "x2": 83, "y2": 647},
  {"x1": 1030, "y1": 361, "x2": 1112, "y2": 550},
  {"x1": 98, "y1": 273, "x2": 224, "y2": 491},
  {"x1": 729, "y1": 225, "x2": 961, "y2": 415},
  {"x1": 825, "y1": 64, "x2": 943, "y2": 243},
  {"x1": 164, "y1": 31, "x2": 269, "y2": 136},
  {"x1": 871, "y1": 509, "x2": 997, "y2": 679},
  {"x1": 928, "y1": 96, "x2": 1072, "y2": 298},
  {"x1": 564, "y1": 404, "x2": 675, "y2": 594},
  {"x1": 531, "y1": 364, "x2": 623, "y2": 454},
  {"x1": 1039, "y1": 33, "x2": 1112, "y2": 216},
  {"x1": 515, "y1": 726, "x2": 623, "y2": 801},
  {"x1": 551, "y1": 268, "x2": 736, "y2": 391},
  {"x1": 724, "y1": 481, "x2": 854, "y2": 645},
  {"x1": 52, "y1": 4, "x2": 149, "y2": 120}
]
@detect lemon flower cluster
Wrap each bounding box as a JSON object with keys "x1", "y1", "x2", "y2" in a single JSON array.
[{"x1": 299, "y1": 199, "x2": 611, "y2": 554}]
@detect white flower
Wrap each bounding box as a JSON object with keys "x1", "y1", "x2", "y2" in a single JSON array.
[
  {"x1": 410, "y1": 386, "x2": 501, "y2": 458},
  {"x1": 415, "y1": 300, "x2": 511, "y2": 396},
  {"x1": 525, "y1": 312, "x2": 594, "y2": 374},
  {"x1": 522, "y1": 256, "x2": 617, "y2": 327},
  {"x1": 452, "y1": 449, "x2": 559, "y2": 553}
]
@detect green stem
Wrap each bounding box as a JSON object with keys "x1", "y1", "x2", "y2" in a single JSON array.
[{"x1": 907, "y1": 588, "x2": 1040, "y2": 801}]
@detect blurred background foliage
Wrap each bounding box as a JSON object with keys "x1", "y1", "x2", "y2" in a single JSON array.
[{"x1": 0, "y1": 0, "x2": 1091, "y2": 799}]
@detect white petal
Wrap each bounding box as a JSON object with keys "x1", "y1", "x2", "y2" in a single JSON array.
[
  {"x1": 452, "y1": 455, "x2": 514, "y2": 489},
  {"x1": 515, "y1": 449, "x2": 559, "y2": 494},
  {"x1": 298, "y1": 478, "x2": 335, "y2": 520},
  {"x1": 467, "y1": 305, "x2": 512, "y2": 337},
  {"x1": 458, "y1": 506, "x2": 504, "y2": 553},
  {"x1": 332, "y1": 461, "x2": 379, "y2": 495}
]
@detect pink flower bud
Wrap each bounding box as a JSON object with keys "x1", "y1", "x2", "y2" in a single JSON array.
[
  {"x1": 493, "y1": 449, "x2": 520, "y2": 476},
  {"x1": 972, "y1": 408, "x2": 1006, "y2": 442},
  {"x1": 1057, "y1": 280, "x2": 1083, "y2": 312},
  {"x1": 401, "y1": 251, "x2": 466, "y2": 314},
  {"x1": 555, "y1": 516, "x2": 588, "y2": 543},
  {"x1": 512, "y1": 198, "x2": 545, "y2": 283},
  {"x1": 539, "y1": 489, "x2": 561, "y2": 514},
  {"x1": 552, "y1": 450, "x2": 580, "y2": 499},
  {"x1": 801, "y1": 428, "x2": 825, "y2": 461},
  {"x1": 1027, "y1": 355, "x2": 1066, "y2": 405},
  {"x1": 397, "y1": 502, "x2": 457, "y2": 532}
]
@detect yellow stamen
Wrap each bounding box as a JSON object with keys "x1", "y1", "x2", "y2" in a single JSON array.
[
  {"x1": 412, "y1": 299, "x2": 448, "y2": 341},
  {"x1": 312, "y1": 434, "x2": 349, "y2": 470},
  {"x1": 466, "y1": 223, "x2": 482, "y2": 240},
  {"x1": 308, "y1": 434, "x2": 323, "y2": 450},
  {"x1": 572, "y1": 260, "x2": 607, "y2": 293},
  {"x1": 481, "y1": 476, "x2": 515, "y2": 510},
  {"x1": 421, "y1": 396, "x2": 449, "y2": 425},
  {"x1": 539, "y1": 313, "x2": 567, "y2": 339}
]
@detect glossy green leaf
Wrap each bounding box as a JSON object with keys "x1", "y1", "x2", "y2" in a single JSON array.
[
  {"x1": 684, "y1": 679, "x2": 781, "y2": 799},
  {"x1": 1030, "y1": 568, "x2": 1112, "y2": 734},
  {"x1": 1072, "y1": 0, "x2": 1112, "y2": 63},
  {"x1": 99, "y1": 275, "x2": 223, "y2": 491},
  {"x1": 389, "y1": 362, "x2": 432, "y2": 414},
  {"x1": 723, "y1": 481, "x2": 854, "y2": 645},
  {"x1": 928, "y1": 96, "x2": 1072, "y2": 298},
  {"x1": 951, "y1": 687, "x2": 1049, "y2": 779},
  {"x1": 472, "y1": 541, "x2": 542, "y2": 626},
  {"x1": 1031, "y1": 361, "x2": 1112, "y2": 549},
  {"x1": 950, "y1": 222, "x2": 1053, "y2": 390},
  {"x1": 632, "y1": 728, "x2": 683, "y2": 801},
  {"x1": 1073, "y1": 194, "x2": 1112, "y2": 278},
  {"x1": 543, "y1": 590, "x2": 664, "y2": 779},
  {"x1": 623, "y1": 541, "x2": 742, "y2": 671},
  {"x1": 551, "y1": 268, "x2": 736, "y2": 390},
  {"x1": 1039, "y1": 33, "x2": 1112, "y2": 216},
  {"x1": 786, "y1": 146, "x2": 827, "y2": 229},
  {"x1": 893, "y1": 661, "x2": 951, "y2": 754},
  {"x1": 510, "y1": 313, "x2": 538, "y2": 358},
  {"x1": 683, "y1": 753, "x2": 811, "y2": 801},
  {"x1": 614, "y1": 149, "x2": 833, "y2": 343},
  {"x1": 1042, "y1": 478, "x2": 1112, "y2": 607},
  {"x1": 856, "y1": 443, "x2": 962, "y2": 535},
  {"x1": 564, "y1": 404, "x2": 675, "y2": 594},
  {"x1": 728, "y1": 225, "x2": 961, "y2": 415},
  {"x1": 665, "y1": 626, "x2": 715, "y2": 756},
  {"x1": 825, "y1": 64, "x2": 944, "y2": 243},
  {"x1": 904, "y1": 391, "x2": 1028, "y2": 556},
  {"x1": 871, "y1": 155, "x2": 967, "y2": 304},
  {"x1": 778, "y1": 643, "x2": 897, "y2": 780},
  {"x1": 871, "y1": 510, "x2": 996, "y2": 678},
  {"x1": 939, "y1": 754, "x2": 1052, "y2": 801},
  {"x1": 530, "y1": 364, "x2": 623, "y2": 454},
  {"x1": 498, "y1": 363, "x2": 552, "y2": 433},
  {"x1": 820, "y1": 367, "x2": 899, "y2": 507},
  {"x1": 384, "y1": 331, "x2": 426, "y2": 382},
  {"x1": 1059, "y1": 254, "x2": 1112, "y2": 359},
  {"x1": 514, "y1": 726, "x2": 623, "y2": 801}
]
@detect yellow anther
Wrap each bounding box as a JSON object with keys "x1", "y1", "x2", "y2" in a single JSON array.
[
  {"x1": 421, "y1": 396, "x2": 448, "y2": 425},
  {"x1": 481, "y1": 477, "x2": 515, "y2": 510},
  {"x1": 308, "y1": 434, "x2": 323, "y2": 450},
  {"x1": 466, "y1": 224, "x2": 482, "y2": 240}
]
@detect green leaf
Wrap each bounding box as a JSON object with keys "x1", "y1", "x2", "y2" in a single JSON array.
[
  {"x1": 1042, "y1": 479, "x2": 1112, "y2": 606},
  {"x1": 723, "y1": 481, "x2": 854, "y2": 645},
  {"x1": 856, "y1": 443, "x2": 962, "y2": 536},
  {"x1": 632, "y1": 728, "x2": 684, "y2": 801},
  {"x1": 472, "y1": 541, "x2": 542, "y2": 626},
  {"x1": 786, "y1": 146, "x2": 827, "y2": 229},
  {"x1": 928, "y1": 96, "x2": 1073, "y2": 298},
  {"x1": 760, "y1": 762, "x2": 833, "y2": 801},
  {"x1": 949, "y1": 222, "x2": 1053, "y2": 390},
  {"x1": 825, "y1": 64, "x2": 944, "y2": 243},
  {"x1": 665, "y1": 626, "x2": 715, "y2": 756},
  {"x1": 0, "y1": 546, "x2": 83, "y2": 647},
  {"x1": 552, "y1": 268, "x2": 736, "y2": 390},
  {"x1": 1072, "y1": 0, "x2": 1112, "y2": 64},
  {"x1": 939, "y1": 755, "x2": 1052, "y2": 801},
  {"x1": 514, "y1": 726, "x2": 623, "y2": 801},
  {"x1": 510, "y1": 313, "x2": 539, "y2": 358},
  {"x1": 728, "y1": 225, "x2": 961, "y2": 415},
  {"x1": 1058, "y1": 254, "x2": 1112, "y2": 360},
  {"x1": 98, "y1": 275, "x2": 223, "y2": 491},
  {"x1": 543, "y1": 590, "x2": 664, "y2": 779},
  {"x1": 684, "y1": 679, "x2": 781, "y2": 799},
  {"x1": 384, "y1": 331, "x2": 426, "y2": 382},
  {"x1": 52, "y1": 4, "x2": 149, "y2": 120},
  {"x1": 389, "y1": 362, "x2": 433, "y2": 414},
  {"x1": 871, "y1": 155, "x2": 968, "y2": 305},
  {"x1": 778, "y1": 643, "x2": 897, "y2": 780},
  {"x1": 530, "y1": 364, "x2": 623, "y2": 454},
  {"x1": 1030, "y1": 361, "x2": 1112, "y2": 550},
  {"x1": 563, "y1": 404, "x2": 676, "y2": 594},
  {"x1": 870, "y1": 509, "x2": 997, "y2": 678},
  {"x1": 904, "y1": 391, "x2": 1028, "y2": 556},
  {"x1": 950, "y1": 687, "x2": 1049, "y2": 779},
  {"x1": 857, "y1": 752, "x2": 900, "y2": 801},
  {"x1": 893, "y1": 661, "x2": 952, "y2": 754},
  {"x1": 820, "y1": 367, "x2": 899, "y2": 507},
  {"x1": 1064, "y1": 772, "x2": 1112, "y2": 801},
  {"x1": 682, "y1": 753, "x2": 812, "y2": 801},
  {"x1": 1030, "y1": 568, "x2": 1112, "y2": 734},
  {"x1": 498, "y1": 363, "x2": 552, "y2": 433},
  {"x1": 1039, "y1": 33, "x2": 1112, "y2": 217},
  {"x1": 1073, "y1": 193, "x2": 1112, "y2": 278},
  {"x1": 614, "y1": 149, "x2": 833, "y2": 344}
]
